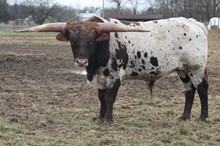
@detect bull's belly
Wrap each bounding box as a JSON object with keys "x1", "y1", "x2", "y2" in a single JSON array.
[{"x1": 123, "y1": 67, "x2": 173, "y2": 81}]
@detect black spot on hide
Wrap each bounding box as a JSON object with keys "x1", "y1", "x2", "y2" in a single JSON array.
[
  {"x1": 103, "y1": 68, "x2": 110, "y2": 76},
  {"x1": 130, "y1": 61, "x2": 135, "y2": 68},
  {"x1": 180, "y1": 75, "x2": 190, "y2": 83},
  {"x1": 115, "y1": 32, "x2": 118, "y2": 38},
  {"x1": 111, "y1": 58, "x2": 118, "y2": 71},
  {"x1": 150, "y1": 57, "x2": 159, "y2": 67},
  {"x1": 137, "y1": 51, "x2": 141, "y2": 58},
  {"x1": 131, "y1": 72, "x2": 139, "y2": 76},
  {"x1": 144, "y1": 52, "x2": 148, "y2": 58},
  {"x1": 116, "y1": 41, "x2": 129, "y2": 69}
]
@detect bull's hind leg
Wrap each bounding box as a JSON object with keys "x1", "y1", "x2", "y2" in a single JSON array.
[
  {"x1": 177, "y1": 70, "x2": 196, "y2": 120},
  {"x1": 178, "y1": 69, "x2": 209, "y2": 121},
  {"x1": 180, "y1": 84, "x2": 196, "y2": 120},
  {"x1": 189, "y1": 69, "x2": 209, "y2": 121},
  {"x1": 197, "y1": 76, "x2": 209, "y2": 121}
]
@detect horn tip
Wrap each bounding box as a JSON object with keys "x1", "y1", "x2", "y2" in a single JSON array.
[{"x1": 15, "y1": 28, "x2": 32, "y2": 32}]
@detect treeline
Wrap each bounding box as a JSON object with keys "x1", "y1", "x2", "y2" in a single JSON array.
[
  {"x1": 0, "y1": 0, "x2": 220, "y2": 24},
  {"x1": 108, "y1": 0, "x2": 220, "y2": 21},
  {"x1": 0, "y1": 0, "x2": 76, "y2": 24}
]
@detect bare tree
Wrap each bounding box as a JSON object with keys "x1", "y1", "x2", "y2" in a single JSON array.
[
  {"x1": 0, "y1": 0, "x2": 10, "y2": 23},
  {"x1": 213, "y1": 0, "x2": 220, "y2": 16},
  {"x1": 23, "y1": 0, "x2": 56, "y2": 24},
  {"x1": 128, "y1": 0, "x2": 143, "y2": 15},
  {"x1": 52, "y1": 5, "x2": 76, "y2": 22},
  {"x1": 144, "y1": 0, "x2": 213, "y2": 21},
  {"x1": 196, "y1": 0, "x2": 218, "y2": 21},
  {"x1": 108, "y1": 0, "x2": 126, "y2": 15}
]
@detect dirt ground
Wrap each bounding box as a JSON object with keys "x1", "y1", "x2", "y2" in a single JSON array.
[{"x1": 0, "y1": 31, "x2": 220, "y2": 145}]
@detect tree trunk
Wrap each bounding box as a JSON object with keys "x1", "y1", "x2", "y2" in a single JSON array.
[{"x1": 214, "y1": 0, "x2": 216, "y2": 16}]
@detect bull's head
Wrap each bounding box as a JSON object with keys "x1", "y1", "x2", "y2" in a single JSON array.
[{"x1": 17, "y1": 17, "x2": 148, "y2": 67}]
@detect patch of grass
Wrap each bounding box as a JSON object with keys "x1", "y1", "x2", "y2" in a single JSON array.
[
  {"x1": 0, "y1": 30, "x2": 57, "y2": 37},
  {"x1": 0, "y1": 31, "x2": 68, "y2": 46},
  {"x1": 208, "y1": 29, "x2": 220, "y2": 51},
  {"x1": 0, "y1": 116, "x2": 70, "y2": 146}
]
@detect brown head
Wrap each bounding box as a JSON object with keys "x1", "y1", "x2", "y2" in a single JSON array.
[{"x1": 57, "y1": 21, "x2": 111, "y2": 67}]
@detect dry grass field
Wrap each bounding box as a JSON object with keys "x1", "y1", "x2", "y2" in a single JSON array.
[{"x1": 0, "y1": 29, "x2": 220, "y2": 146}]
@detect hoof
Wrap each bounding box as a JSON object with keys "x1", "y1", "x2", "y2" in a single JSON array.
[
  {"x1": 104, "y1": 118, "x2": 113, "y2": 123},
  {"x1": 93, "y1": 117, "x2": 104, "y2": 123},
  {"x1": 93, "y1": 116, "x2": 113, "y2": 125},
  {"x1": 196, "y1": 115, "x2": 208, "y2": 122},
  {"x1": 178, "y1": 115, "x2": 190, "y2": 121}
]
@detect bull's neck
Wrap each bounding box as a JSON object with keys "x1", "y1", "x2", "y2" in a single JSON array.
[{"x1": 86, "y1": 40, "x2": 110, "y2": 81}]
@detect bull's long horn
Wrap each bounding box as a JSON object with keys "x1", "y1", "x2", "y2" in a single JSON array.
[
  {"x1": 16, "y1": 22, "x2": 66, "y2": 32},
  {"x1": 97, "y1": 23, "x2": 149, "y2": 33}
]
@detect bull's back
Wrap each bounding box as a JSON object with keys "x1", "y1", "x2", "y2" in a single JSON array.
[{"x1": 109, "y1": 17, "x2": 208, "y2": 80}]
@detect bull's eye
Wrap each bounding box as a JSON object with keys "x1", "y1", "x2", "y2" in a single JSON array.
[{"x1": 71, "y1": 41, "x2": 76, "y2": 46}]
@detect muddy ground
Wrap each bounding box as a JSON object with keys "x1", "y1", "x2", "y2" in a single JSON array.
[{"x1": 0, "y1": 32, "x2": 220, "y2": 145}]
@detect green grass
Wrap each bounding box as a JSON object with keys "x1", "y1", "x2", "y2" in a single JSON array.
[
  {"x1": 208, "y1": 29, "x2": 220, "y2": 51},
  {"x1": 0, "y1": 31, "x2": 68, "y2": 46},
  {"x1": 1, "y1": 96, "x2": 220, "y2": 145},
  {"x1": 0, "y1": 117, "x2": 69, "y2": 146},
  {"x1": 0, "y1": 31, "x2": 58, "y2": 37}
]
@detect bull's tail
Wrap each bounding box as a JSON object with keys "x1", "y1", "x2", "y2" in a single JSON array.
[
  {"x1": 205, "y1": 68, "x2": 208, "y2": 81},
  {"x1": 148, "y1": 81, "x2": 155, "y2": 98}
]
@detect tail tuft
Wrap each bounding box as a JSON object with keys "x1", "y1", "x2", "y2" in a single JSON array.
[{"x1": 148, "y1": 81, "x2": 155, "y2": 98}]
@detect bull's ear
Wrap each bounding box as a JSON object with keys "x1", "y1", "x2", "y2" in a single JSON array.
[
  {"x1": 56, "y1": 33, "x2": 68, "y2": 41},
  {"x1": 96, "y1": 33, "x2": 109, "y2": 42}
]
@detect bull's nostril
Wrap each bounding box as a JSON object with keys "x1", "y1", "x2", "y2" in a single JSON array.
[{"x1": 84, "y1": 60, "x2": 88, "y2": 64}]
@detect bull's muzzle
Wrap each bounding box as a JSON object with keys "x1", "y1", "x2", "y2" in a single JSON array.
[{"x1": 75, "y1": 58, "x2": 88, "y2": 67}]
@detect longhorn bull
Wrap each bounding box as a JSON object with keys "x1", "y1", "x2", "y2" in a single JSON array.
[{"x1": 17, "y1": 16, "x2": 209, "y2": 122}]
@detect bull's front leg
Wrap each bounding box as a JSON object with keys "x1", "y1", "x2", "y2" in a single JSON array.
[
  {"x1": 98, "y1": 89, "x2": 107, "y2": 121},
  {"x1": 104, "y1": 79, "x2": 121, "y2": 122}
]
